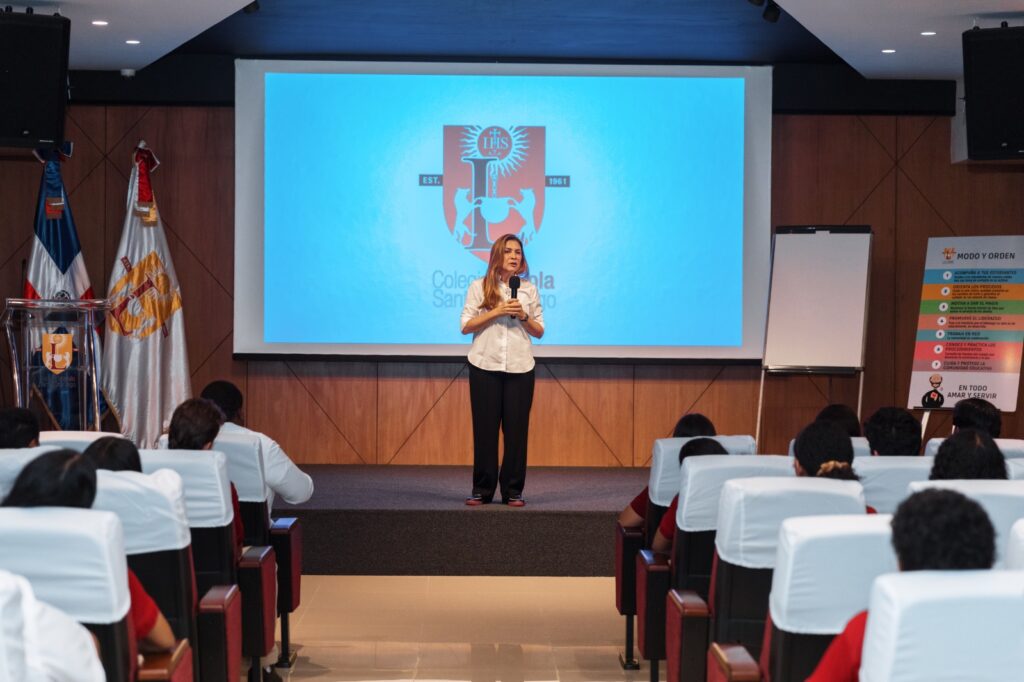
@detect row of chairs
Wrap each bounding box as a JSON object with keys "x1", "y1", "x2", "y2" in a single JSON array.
[
  {"x1": 0, "y1": 429, "x2": 303, "y2": 682},
  {"x1": 615, "y1": 434, "x2": 1024, "y2": 681}
]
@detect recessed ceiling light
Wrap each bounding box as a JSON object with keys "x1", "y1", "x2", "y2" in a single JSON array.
[
  {"x1": 882, "y1": 49, "x2": 896, "y2": 54},
  {"x1": 91, "y1": 20, "x2": 108, "y2": 26},
  {"x1": 921, "y1": 31, "x2": 937, "y2": 36},
  {"x1": 125, "y1": 39, "x2": 141, "y2": 45}
]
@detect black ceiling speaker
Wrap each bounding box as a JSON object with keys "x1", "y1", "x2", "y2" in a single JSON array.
[
  {"x1": 0, "y1": 12, "x2": 70, "y2": 149},
  {"x1": 963, "y1": 25, "x2": 1024, "y2": 160}
]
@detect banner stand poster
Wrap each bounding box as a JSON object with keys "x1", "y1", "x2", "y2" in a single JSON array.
[{"x1": 908, "y1": 235, "x2": 1024, "y2": 412}]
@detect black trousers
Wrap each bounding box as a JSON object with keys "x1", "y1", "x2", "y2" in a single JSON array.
[{"x1": 468, "y1": 364, "x2": 536, "y2": 501}]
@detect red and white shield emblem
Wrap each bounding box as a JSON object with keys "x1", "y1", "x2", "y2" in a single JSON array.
[{"x1": 443, "y1": 125, "x2": 546, "y2": 262}]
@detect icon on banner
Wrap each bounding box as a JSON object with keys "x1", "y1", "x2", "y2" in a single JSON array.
[
  {"x1": 921, "y1": 373, "x2": 945, "y2": 408},
  {"x1": 943, "y1": 248, "x2": 956, "y2": 262}
]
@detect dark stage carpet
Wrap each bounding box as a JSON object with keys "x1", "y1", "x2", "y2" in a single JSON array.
[{"x1": 274, "y1": 465, "x2": 648, "y2": 576}]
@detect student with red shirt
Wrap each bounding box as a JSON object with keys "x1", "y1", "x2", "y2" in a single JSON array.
[
  {"x1": 1, "y1": 449, "x2": 175, "y2": 651},
  {"x1": 618, "y1": 413, "x2": 717, "y2": 532},
  {"x1": 648, "y1": 437, "x2": 727, "y2": 552},
  {"x1": 807, "y1": 488, "x2": 996, "y2": 681},
  {"x1": 168, "y1": 398, "x2": 245, "y2": 557}
]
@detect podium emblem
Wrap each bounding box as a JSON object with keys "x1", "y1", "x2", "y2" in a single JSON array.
[
  {"x1": 42, "y1": 333, "x2": 73, "y2": 375},
  {"x1": 443, "y1": 125, "x2": 546, "y2": 262}
]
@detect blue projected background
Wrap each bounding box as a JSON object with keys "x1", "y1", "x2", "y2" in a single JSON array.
[{"x1": 262, "y1": 72, "x2": 745, "y2": 348}]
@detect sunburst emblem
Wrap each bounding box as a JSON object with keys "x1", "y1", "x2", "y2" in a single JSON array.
[{"x1": 461, "y1": 125, "x2": 529, "y2": 197}]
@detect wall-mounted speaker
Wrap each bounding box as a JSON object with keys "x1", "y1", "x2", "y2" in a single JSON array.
[
  {"x1": 962, "y1": 25, "x2": 1024, "y2": 160},
  {"x1": 0, "y1": 12, "x2": 71, "y2": 149}
]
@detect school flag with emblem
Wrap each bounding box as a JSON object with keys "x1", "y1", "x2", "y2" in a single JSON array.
[
  {"x1": 24, "y1": 144, "x2": 106, "y2": 429},
  {"x1": 102, "y1": 141, "x2": 191, "y2": 447}
]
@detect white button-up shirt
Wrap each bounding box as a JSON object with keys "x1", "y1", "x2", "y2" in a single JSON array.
[
  {"x1": 218, "y1": 421, "x2": 315, "y2": 507},
  {"x1": 461, "y1": 277, "x2": 544, "y2": 373}
]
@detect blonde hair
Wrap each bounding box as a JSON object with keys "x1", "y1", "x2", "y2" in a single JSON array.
[
  {"x1": 816, "y1": 460, "x2": 859, "y2": 481},
  {"x1": 481, "y1": 234, "x2": 528, "y2": 310}
]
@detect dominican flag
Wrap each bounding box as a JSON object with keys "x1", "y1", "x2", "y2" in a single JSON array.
[
  {"x1": 103, "y1": 142, "x2": 191, "y2": 448},
  {"x1": 24, "y1": 145, "x2": 104, "y2": 429}
]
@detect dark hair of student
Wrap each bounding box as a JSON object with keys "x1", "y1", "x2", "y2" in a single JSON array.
[
  {"x1": 863, "y1": 407, "x2": 922, "y2": 455},
  {"x1": 1, "y1": 449, "x2": 97, "y2": 508},
  {"x1": 199, "y1": 380, "x2": 244, "y2": 423},
  {"x1": 168, "y1": 398, "x2": 225, "y2": 450},
  {"x1": 83, "y1": 436, "x2": 143, "y2": 473},
  {"x1": 794, "y1": 420, "x2": 856, "y2": 479},
  {"x1": 678, "y1": 437, "x2": 728, "y2": 465},
  {"x1": 814, "y1": 403, "x2": 862, "y2": 438},
  {"x1": 952, "y1": 398, "x2": 1002, "y2": 438},
  {"x1": 891, "y1": 488, "x2": 995, "y2": 571},
  {"x1": 0, "y1": 407, "x2": 41, "y2": 449},
  {"x1": 929, "y1": 428, "x2": 1007, "y2": 481},
  {"x1": 671, "y1": 413, "x2": 716, "y2": 438}
]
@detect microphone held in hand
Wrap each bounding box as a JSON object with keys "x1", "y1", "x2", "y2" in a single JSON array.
[{"x1": 509, "y1": 276, "x2": 520, "y2": 318}]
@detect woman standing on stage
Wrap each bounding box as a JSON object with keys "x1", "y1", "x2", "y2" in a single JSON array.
[{"x1": 460, "y1": 233, "x2": 545, "y2": 507}]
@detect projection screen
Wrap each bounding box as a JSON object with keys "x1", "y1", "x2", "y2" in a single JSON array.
[{"x1": 235, "y1": 60, "x2": 772, "y2": 359}]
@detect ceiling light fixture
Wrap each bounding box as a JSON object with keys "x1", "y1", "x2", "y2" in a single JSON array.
[
  {"x1": 762, "y1": 1, "x2": 781, "y2": 23},
  {"x1": 882, "y1": 49, "x2": 896, "y2": 54},
  {"x1": 921, "y1": 31, "x2": 936, "y2": 36},
  {"x1": 125, "y1": 39, "x2": 140, "y2": 45},
  {"x1": 91, "y1": 20, "x2": 108, "y2": 26}
]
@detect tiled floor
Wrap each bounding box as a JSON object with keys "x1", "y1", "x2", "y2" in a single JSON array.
[{"x1": 272, "y1": 575, "x2": 661, "y2": 681}]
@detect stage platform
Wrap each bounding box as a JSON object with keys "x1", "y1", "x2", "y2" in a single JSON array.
[{"x1": 275, "y1": 465, "x2": 648, "y2": 576}]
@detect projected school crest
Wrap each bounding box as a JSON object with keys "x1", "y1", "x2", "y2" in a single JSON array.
[{"x1": 442, "y1": 125, "x2": 546, "y2": 262}]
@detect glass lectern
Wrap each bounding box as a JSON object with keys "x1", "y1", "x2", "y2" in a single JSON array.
[{"x1": 1, "y1": 298, "x2": 110, "y2": 431}]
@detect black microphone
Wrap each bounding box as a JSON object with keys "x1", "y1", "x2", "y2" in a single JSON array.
[{"x1": 509, "y1": 276, "x2": 520, "y2": 318}]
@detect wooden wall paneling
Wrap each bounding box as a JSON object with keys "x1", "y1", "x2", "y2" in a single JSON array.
[
  {"x1": 815, "y1": 116, "x2": 895, "y2": 223},
  {"x1": 286, "y1": 360, "x2": 377, "y2": 463},
  {"x1": 377, "y1": 362, "x2": 468, "y2": 465},
  {"x1": 759, "y1": 374, "x2": 838, "y2": 455},
  {"x1": 103, "y1": 107, "x2": 151, "y2": 157},
  {"x1": 189, "y1": 332, "x2": 248, "y2": 400},
  {"x1": 383, "y1": 367, "x2": 474, "y2": 465},
  {"x1": 526, "y1": 363, "x2": 625, "y2": 467},
  {"x1": 63, "y1": 155, "x2": 108, "y2": 297},
  {"x1": 632, "y1": 365, "x2": 726, "y2": 465},
  {"x1": 895, "y1": 117, "x2": 935, "y2": 160},
  {"x1": 686, "y1": 364, "x2": 762, "y2": 439},
  {"x1": 544, "y1": 363, "x2": 634, "y2": 466},
  {"x1": 67, "y1": 107, "x2": 107, "y2": 160},
  {"x1": 247, "y1": 361, "x2": 365, "y2": 464},
  {"x1": 771, "y1": 115, "x2": 823, "y2": 226},
  {"x1": 846, "y1": 154, "x2": 898, "y2": 415},
  {"x1": 860, "y1": 117, "x2": 897, "y2": 160}
]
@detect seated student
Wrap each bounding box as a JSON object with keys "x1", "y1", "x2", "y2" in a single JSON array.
[
  {"x1": 952, "y1": 397, "x2": 1002, "y2": 438},
  {"x1": 619, "y1": 413, "x2": 717, "y2": 530},
  {"x1": 83, "y1": 436, "x2": 142, "y2": 472},
  {"x1": 863, "y1": 406, "x2": 922, "y2": 455},
  {"x1": 793, "y1": 420, "x2": 858, "y2": 481},
  {"x1": 200, "y1": 380, "x2": 314, "y2": 505},
  {"x1": 0, "y1": 407, "x2": 40, "y2": 448},
  {"x1": 168, "y1": 398, "x2": 245, "y2": 556},
  {"x1": 0, "y1": 449, "x2": 175, "y2": 652},
  {"x1": 929, "y1": 428, "x2": 1007, "y2": 481},
  {"x1": 807, "y1": 488, "x2": 996, "y2": 682},
  {"x1": 814, "y1": 403, "x2": 862, "y2": 438},
  {"x1": 649, "y1": 437, "x2": 728, "y2": 552}
]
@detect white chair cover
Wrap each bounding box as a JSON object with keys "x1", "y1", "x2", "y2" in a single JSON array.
[
  {"x1": 139, "y1": 449, "x2": 233, "y2": 528},
  {"x1": 909, "y1": 480, "x2": 1024, "y2": 567},
  {"x1": 788, "y1": 436, "x2": 872, "y2": 458},
  {"x1": 159, "y1": 431, "x2": 268, "y2": 503},
  {"x1": 648, "y1": 435, "x2": 756, "y2": 506},
  {"x1": 715, "y1": 477, "x2": 865, "y2": 569},
  {"x1": 924, "y1": 437, "x2": 1024, "y2": 458},
  {"x1": 0, "y1": 447, "x2": 59, "y2": 500},
  {"x1": 0, "y1": 508, "x2": 130, "y2": 624},
  {"x1": 93, "y1": 470, "x2": 190, "y2": 554},
  {"x1": 1008, "y1": 459, "x2": 1024, "y2": 481},
  {"x1": 769, "y1": 514, "x2": 897, "y2": 635},
  {"x1": 0, "y1": 571, "x2": 28, "y2": 682},
  {"x1": 860, "y1": 571, "x2": 1024, "y2": 682},
  {"x1": 1007, "y1": 519, "x2": 1024, "y2": 570},
  {"x1": 37, "y1": 431, "x2": 111, "y2": 451},
  {"x1": 0, "y1": 570, "x2": 105, "y2": 682},
  {"x1": 853, "y1": 456, "x2": 932, "y2": 513},
  {"x1": 676, "y1": 455, "x2": 793, "y2": 531}
]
